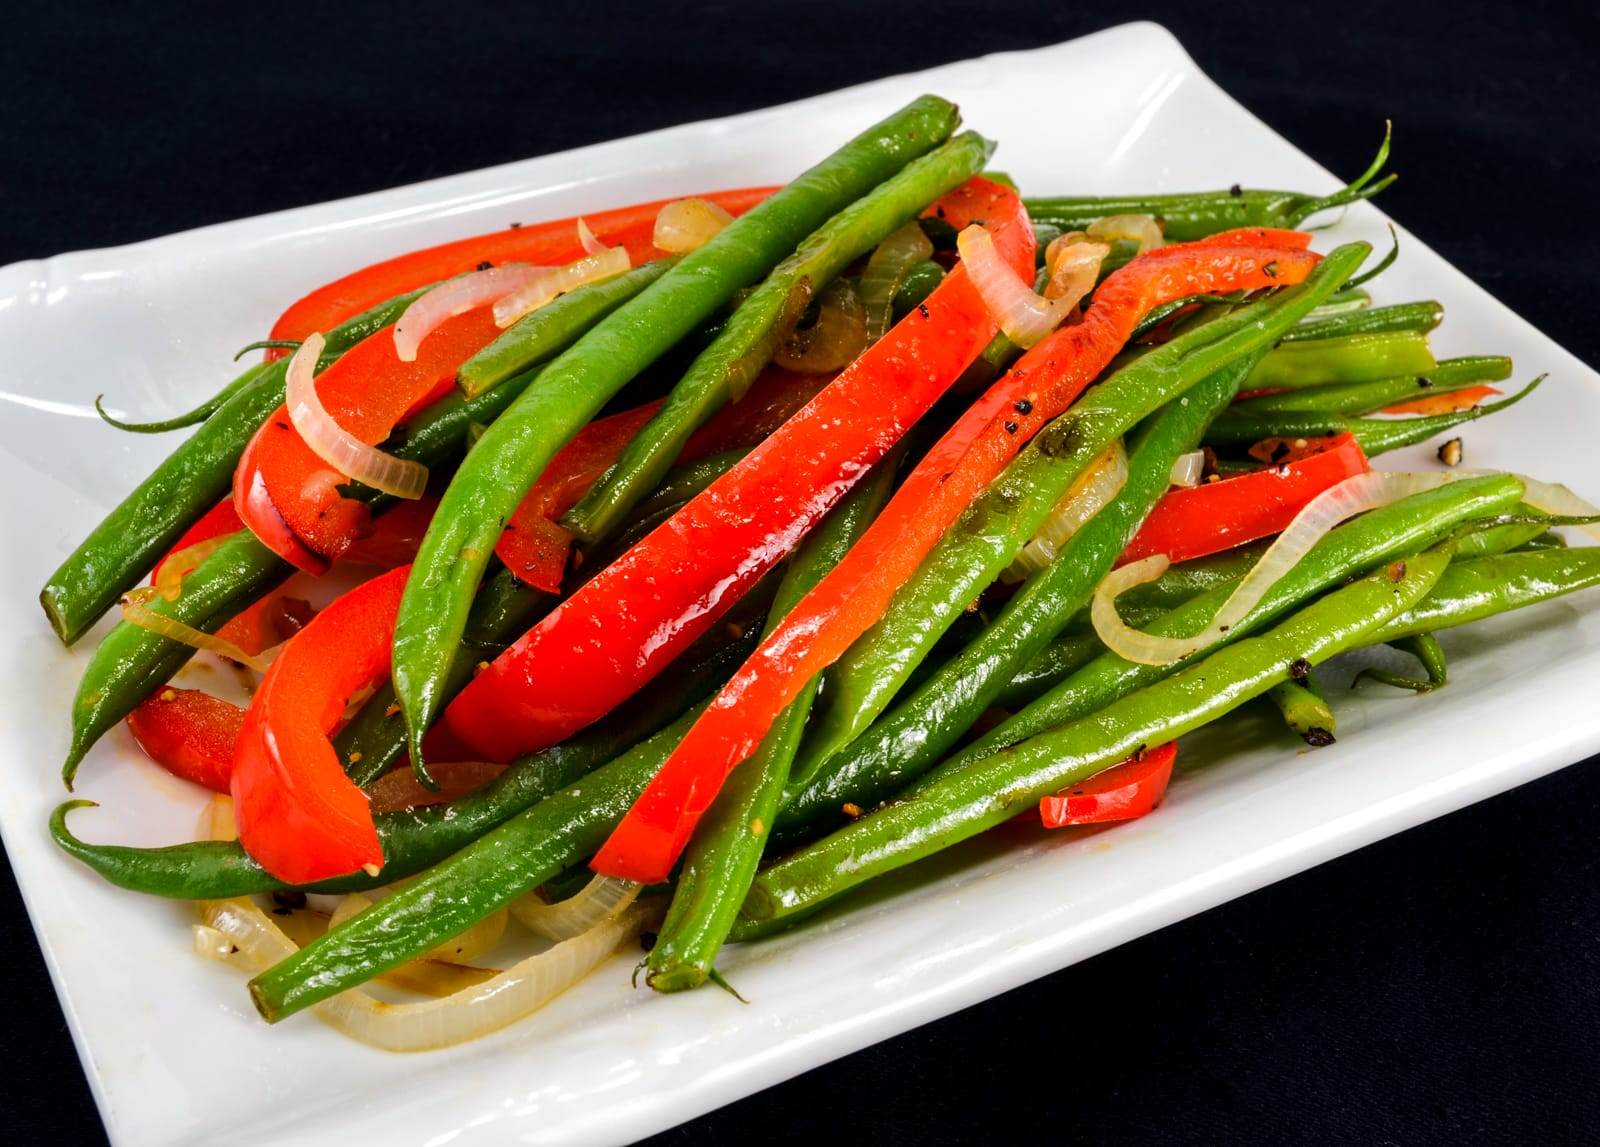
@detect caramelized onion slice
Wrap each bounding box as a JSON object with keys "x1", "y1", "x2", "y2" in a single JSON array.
[
  {"x1": 120, "y1": 587, "x2": 275, "y2": 672},
  {"x1": 1005, "y1": 443, "x2": 1129, "y2": 583},
  {"x1": 392, "y1": 266, "x2": 548, "y2": 362},
  {"x1": 286, "y1": 334, "x2": 429, "y2": 499},
  {"x1": 959, "y1": 225, "x2": 1106, "y2": 348},
  {"x1": 511, "y1": 874, "x2": 641, "y2": 941},
  {"x1": 492, "y1": 247, "x2": 631, "y2": 328},
  {"x1": 652, "y1": 197, "x2": 734, "y2": 253}
]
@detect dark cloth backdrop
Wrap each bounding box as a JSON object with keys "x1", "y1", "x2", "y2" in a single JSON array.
[{"x1": 4, "y1": 4, "x2": 1597, "y2": 1143}]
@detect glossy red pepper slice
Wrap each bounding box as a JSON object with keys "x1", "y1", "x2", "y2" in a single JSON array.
[
  {"x1": 266, "y1": 187, "x2": 778, "y2": 356},
  {"x1": 126, "y1": 687, "x2": 245, "y2": 794},
  {"x1": 442, "y1": 178, "x2": 1036, "y2": 767},
  {"x1": 231, "y1": 565, "x2": 409, "y2": 883},
  {"x1": 1383, "y1": 384, "x2": 1500, "y2": 417},
  {"x1": 233, "y1": 308, "x2": 497, "y2": 572},
  {"x1": 1121, "y1": 432, "x2": 1370, "y2": 566},
  {"x1": 588, "y1": 230, "x2": 1320, "y2": 883},
  {"x1": 1038, "y1": 742, "x2": 1177, "y2": 828}
]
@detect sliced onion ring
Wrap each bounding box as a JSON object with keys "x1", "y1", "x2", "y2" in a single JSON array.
[
  {"x1": 192, "y1": 795, "x2": 649, "y2": 1052},
  {"x1": 1086, "y1": 213, "x2": 1165, "y2": 252},
  {"x1": 652, "y1": 197, "x2": 734, "y2": 253},
  {"x1": 1043, "y1": 234, "x2": 1111, "y2": 305},
  {"x1": 1168, "y1": 450, "x2": 1206, "y2": 489},
  {"x1": 511, "y1": 874, "x2": 641, "y2": 941},
  {"x1": 392, "y1": 266, "x2": 549, "y2": 362},
  {"x1": 492, "y1": 247, "x2": 631, "y2": 328},
  {"x1": 286, "y1": 334, "x2": 429, "y2": 500},
  {"x1": 154, "y1": 536, "x2": 228, "y2": 601},
  {"x1": 121, "y1": 587, "x2": 276, "y2": 672},
  {"x1": 576, "y1": 217, "x2": 608, "y2": 256},
  {"x1": 1005, "y1": 443, "x2": 1129, "y2": 583},
  {"x1": 1092, "y1": 471, "x2": 1454, "y2": 666},
  {"x1": 959, "y1": 225, "x2": 1106, "y2": 348},
  {"x1": 860, "y1": 222, "x2": 933, "y2": 342}
]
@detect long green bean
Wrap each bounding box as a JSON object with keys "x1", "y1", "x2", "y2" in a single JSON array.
[{"x1": 1236, "y1": 356, "x2": 1512, "y2": 416}]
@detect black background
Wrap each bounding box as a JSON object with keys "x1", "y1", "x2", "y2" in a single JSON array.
[{"x1": 5, "y1": 3, "x2": 1599, "y2": 1143}]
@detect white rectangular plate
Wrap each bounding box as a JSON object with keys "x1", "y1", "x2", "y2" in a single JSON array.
[{"x1": 3, "y1": 21, "x2": 1597, "y2": 1147}]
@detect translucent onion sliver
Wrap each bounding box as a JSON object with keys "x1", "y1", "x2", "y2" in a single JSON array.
[
  {"x1": 959, "y1": 225, "x2": 1103, "y2": 348},
  {"x1": 1169, "y1": 450, "x2": 1206, "y2": 489},
  {"x1": 1086, "y1": 213, "x2": 1165, "y2": 253},
  {"x1": 652, "y1": 197, "x2": 734, "y2": 254},
  {"x1": 1092, "y1": 471, "x2": 1453, "y2": 666},
  {"x1": 1004, "y1": 443, "x2": 1129, "y2": 583},
  {"x1": 120, "y1": 587, "x2": 276, "y2": 672},
  {"x1": 492, "y1": 247, "x2": 631, "y2": 328},
  {"x1": 153, "y1": 535, "x2": 228, "y2": 601},
  {"x1": 576, "y1": 217, "x2": 608, "y2": 256},
  {"x1": 392, "y1": 266, "x2": 549, "y2": 362},
  {"x1": 859, "y1": 222, "x2": 933, "y2": 343},
  {"x1": 512, "y1": 874, "x2": 641, "y2": 941},
  {"x1": 285, "y1": 334, "x2": 429, "y2": 499}
]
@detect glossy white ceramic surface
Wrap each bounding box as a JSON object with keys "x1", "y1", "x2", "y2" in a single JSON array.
[{"x1": 2, "y1": 21, "x2": 1597, "y2": 1147}]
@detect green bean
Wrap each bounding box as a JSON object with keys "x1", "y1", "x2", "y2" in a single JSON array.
[
  {"x1": 393, "y1": 96, "x2": 962, "y2": 774},
  {"x1": 1266, "y1": 671, "x2": 1336, "y2": 745},
  {"x1": 785, "y1": 358, "x2": 1249, "y2": 820},
  {"x1": 894, "y1": 476, "x2": 1524, "y2": 817},
  {"x1": 1356, "y1": 633, "x2": 1449, "y2": 693},
  {"x1": 1236, "y1": 356, "x2": 1513, "y2": 416},
  {"x1": 93, "y1": 361, "x2": 276, "y2": 434},
  {"x1": 628, "y1": 449, "x2": 746, "y2": 522},
  {"x1": 739, "y1": 547, "x2": 1447, "y2": 933},
  {"x1": 455, "y1": 258, "x2": 678, "y2": 398},
  {"x1": 1279, "y1": 301, "x2": 1444, "y2": 343},
  {"x1": 647, "y1": 460, "x2": 895, "y2": 992},
  {"x1": 563, "y1": 131, "x2": 991, "y2": 546},
  {"x1": 1207, "y1": 377, "x2": 1542, "y2": 455},
  {"x1": 1367, "y1": 547, "x2": 1600, "y2": 643},
  {"x1": 61, "y1": 358, "x2": 553, "y2": 783},
  {"x1": 789, "y1": 243, "x2": 1370, "y2": 797},
  {"x1": 891, "y1": 260, "x2": 945, "y2": 318},
  {"x1": 1304, "y1": 287, "x2": 1371, "y2": 318},
  {"x1": 51, "y1": 603, "x2": 760, "y2": 900},
  {"x1": 41, "y1": 288, "x2": 430, "y2": 646},
  {"x1": 1019, "y1": 130, "x2": 1393, "y2": 241},
  {"x1": 1248, "y1": 331, "x2": 1437, "y2": 390}
]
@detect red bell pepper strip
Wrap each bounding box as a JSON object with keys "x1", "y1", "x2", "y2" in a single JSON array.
[
  {"x1": 442, "y1": 178, "x2": 1037, "y2": 765},
  {"x1": 588, "y1": 230, "x2": 1321, "y2": 882},
  {"x1": 496, "y1": 401, "x2": 664, "y2": 592},
  {"x1": 341, "y1": 492, "x2": 441, "y2": 569},
  {"x1": 231, "y1": 565, "x2": 409, "y2": 883},
  {"x1": 1121, "y1": 432, "x2": 1370, "y2": 566},
  {"x1": 1038, "y1": 742, "x2": 1177, "y2": 828},
  {"x1": 266, "y1": 187, "x2": 778, "y2": 356},
  {"x1": 233, "y1": 308, "x2": 498, "y2": 572},
  {"x1": 126, "y1": 687, "x2": 245, "y2": 794},
  {"x1": 1383, "y1": 384, "x2": 1500, "y2": 417}
]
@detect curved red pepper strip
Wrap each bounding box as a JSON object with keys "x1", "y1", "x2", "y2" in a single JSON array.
[
  {"x1": 234, "y1": 308, "x2": 499, "y2": 571},
  {"x1": 231, "y1": 565, "x2": 409, "y2": 883},
  {"x1": 127, "y1": 687, "x2": 245, "y2": 794},
  {"x1": 266, "y1": 187, "x2": 779, "y2": 356},
  {"x1": 1383, "y1": 384, "x2": 1500, "y2": 417},
  {"x1": 588, "y1": 231, "x2": 1320, "y2": 883},
  {"x1": 442, "y1": 178, "x2": 1035, "y2": 766},
  {"x1": 1121, "y1": 432, "x2": 1370, "y2": 566},
  {"x1": 1038, "y1": 742, "x2": 1177, "y2": 828}
]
